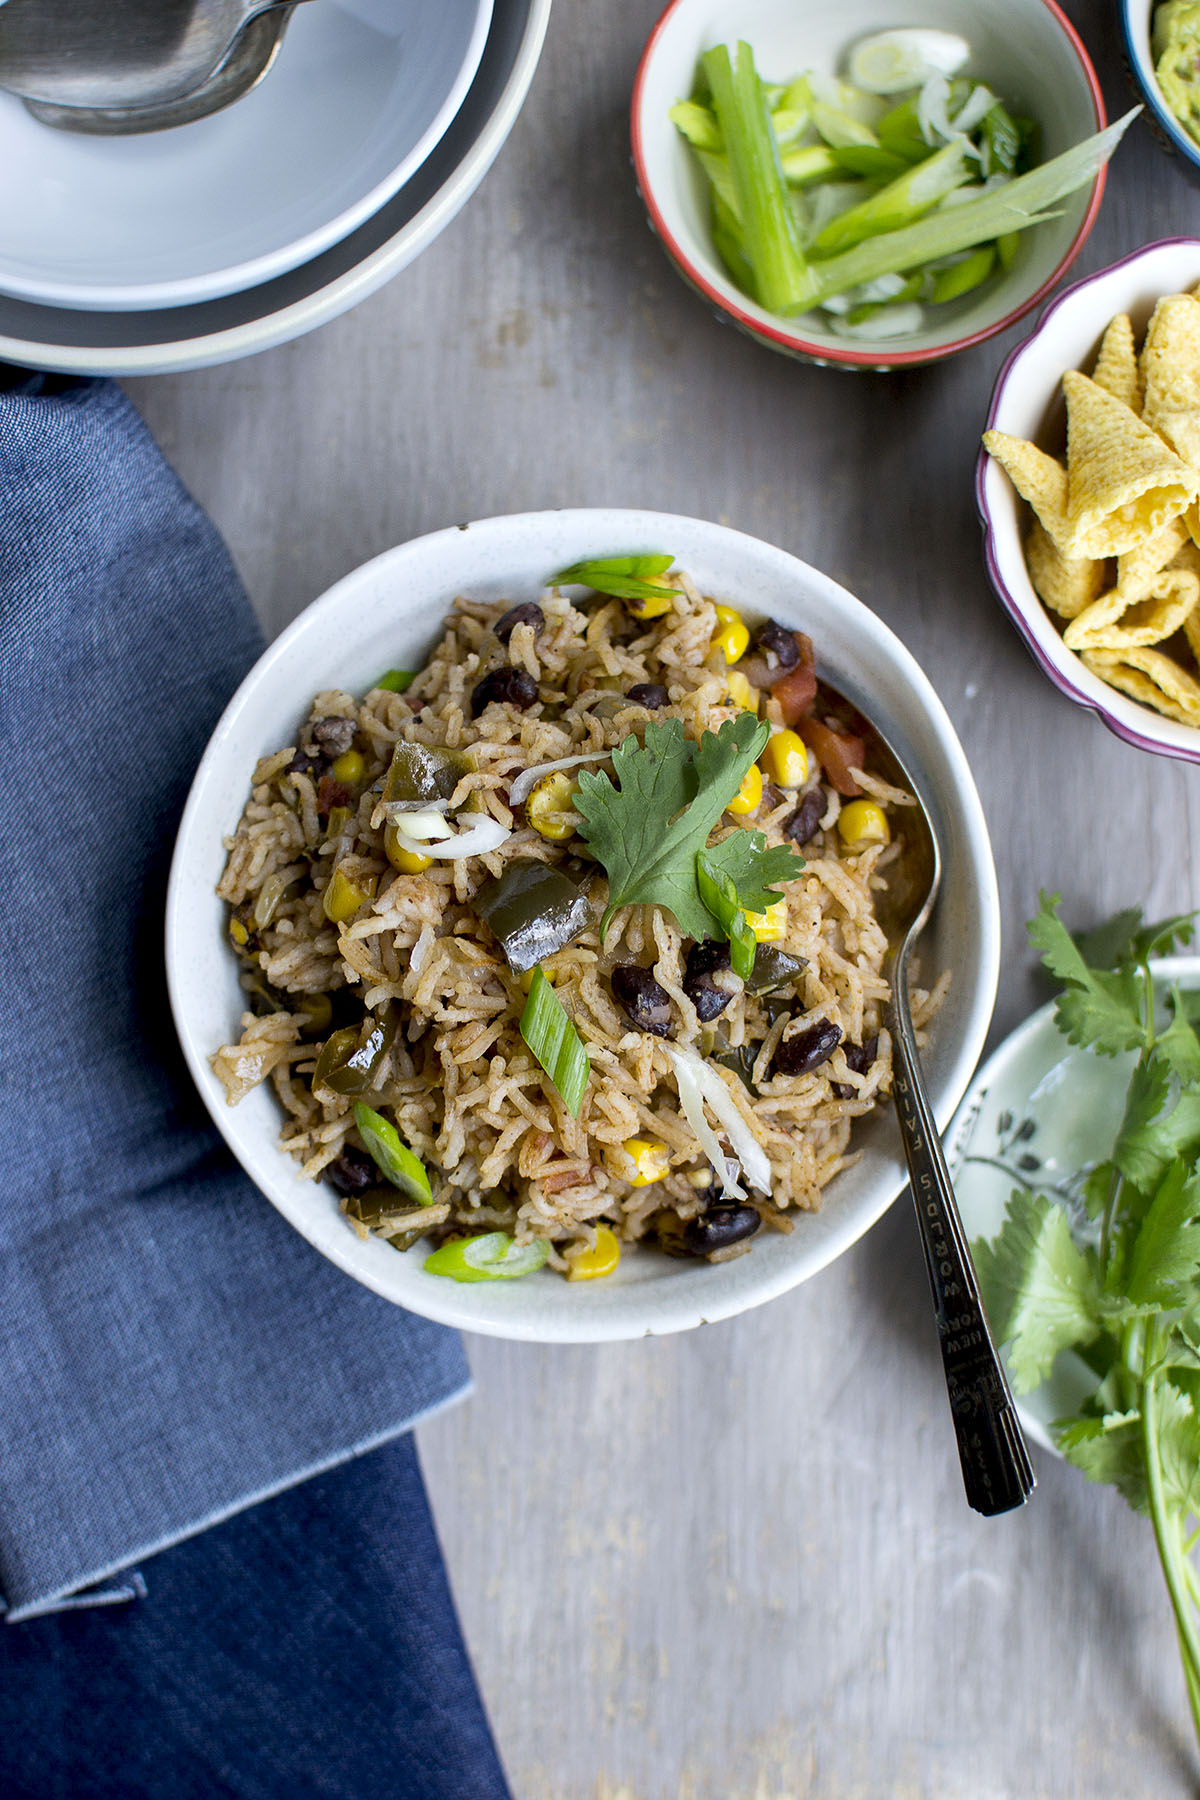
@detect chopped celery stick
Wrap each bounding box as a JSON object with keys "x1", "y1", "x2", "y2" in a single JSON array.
[
  {"x1": 811, "y1": 137, "x2": 971, "y2": 253},
  {"x1": 780, "y1": 144, "x2": 840, "y2": 186},
  {"x1": 669, "y1": 99, "x2": 721, "y2": 153},
  {"x1": 995, "y1": 228, "x2": 1020, "y2": 269},
  {"x1": 798, "y1": 110, "x2": 1136, "y2": 311},
  {"x1": 702, "y1": 42, "x2": 814, "y2": 314},
  {"x1": 831, "y1": 145, "x2": 913, "y2": 180},
  {"x1": 930, "y1": 243, "x2": 996, "y2": 302},
  {"x1": 811, "y1": 102, "x2": 879, "y2": 149},
  {"x1": 696, "y1": 147, "x2": 739, "y2": 217},
  {"x1": 711, "y1": 190, "x2": 754, "y2": 291}
]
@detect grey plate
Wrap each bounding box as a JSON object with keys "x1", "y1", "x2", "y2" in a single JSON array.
[{"x1": 0, "y1": 0, "x2": 549, "y2": 374}]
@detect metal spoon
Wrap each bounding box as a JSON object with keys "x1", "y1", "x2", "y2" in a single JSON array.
[
  {"x1": 822, "y1": 682, "x2": 1035, "y2": 1517},
  {"x1": 22, "y1": 6, "x2": 294, "y2": 135},
  {"x1": 0, "y1": 0, "x2": 304, "y2": 111}
]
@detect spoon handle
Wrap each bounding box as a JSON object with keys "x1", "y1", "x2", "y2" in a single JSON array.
[{"x1": 888, "y1": 970, "x2": 1036, "y2": 1517}]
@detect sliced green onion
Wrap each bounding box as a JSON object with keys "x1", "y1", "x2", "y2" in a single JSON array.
[
  {"x1": 374, "y1": 669, "x2": 416, "y2": 693},
  {"x1": 811, "y1": 137, "x2": 971, "y2": 255},
  {"x1": 352, "y1": 1102, "x2": 434, "y2": 1204},
  {"x1": 801, "y1": 111, "x2": 1136, "y2": 310},
  {"x1": 669, "y1": 99, "x2": 721, "y2": 152},
  {"x1": 930, "y1": 243, "x2": 996, "y2": 303},
  {"x1": 779, "y1": 144, "x2": 840, "y2": 187},
  {"x1": 551, "y1": 554, "x2": 676, "y2": 603},
  {"x1": 702, "y1": 42, "x2": 814, "y2": 314},
  {"x1": 696, "y1": 850, "x2": 755, "y2": 980},
  {"x1": 424, "y1": 1232, "x2": 550, "y2": 1284},
  {"x1": 520, "y1": 969, "x2": 590, "y2": 1116}
]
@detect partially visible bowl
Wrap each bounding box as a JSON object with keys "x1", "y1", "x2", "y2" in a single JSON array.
[
  {"x1": 0, "y1": 0, "x2": 549, "y2": 373},
  {"x1": 0, "y1": 0, "x2": 493, "y2": 310},
  {"x1": 631, "y1": 0, "x2": 1107, "y2": 370},
  {"x1": 166, "y1": 508, "x2": 1000, "y2": 1344},
  {"x1": 977, "y1": 235, "x2": 1200, "y2": 765},
  {"x1": 1120, "y1": 0, "x2": 1200, "y2": 183}
]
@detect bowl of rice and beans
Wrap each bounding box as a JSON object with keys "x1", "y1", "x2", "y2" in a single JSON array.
[{"x1": 167, "y1": 510, "x2": 998, "y2": 1342}]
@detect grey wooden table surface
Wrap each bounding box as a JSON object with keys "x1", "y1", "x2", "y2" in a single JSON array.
[{"x1": 128, "y1": 3, "x2": 1200, "y2": 1794}]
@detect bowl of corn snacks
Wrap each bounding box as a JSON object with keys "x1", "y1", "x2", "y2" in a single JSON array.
[{"x1": 977, "y1": 237, "x2": 1200, "y2": 761}]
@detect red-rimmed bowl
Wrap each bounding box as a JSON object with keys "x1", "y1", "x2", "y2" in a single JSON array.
[
  {"x1": 976, "y1": 237, "x2": 1200, "y2": 764},
  {"x1": 631, "y1": 0, "x2": 1106, "y2": 370}
]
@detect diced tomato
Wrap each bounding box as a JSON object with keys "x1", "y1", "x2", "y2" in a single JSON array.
[
  {"x1": 770, "y1": 634, "x2": 817, "y2": 723},
  {"x1": 795, "y1": 716, "x2": 864, "y2": 797}
]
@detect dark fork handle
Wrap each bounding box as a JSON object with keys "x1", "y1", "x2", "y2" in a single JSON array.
[{"x1": 888, "y1": 974, "x2": 1036, "y2": 1517}]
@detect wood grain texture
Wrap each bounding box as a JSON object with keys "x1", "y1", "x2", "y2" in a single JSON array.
[{"x1": 127, "y1": 4, "x2": 1200, "y2": 1793}]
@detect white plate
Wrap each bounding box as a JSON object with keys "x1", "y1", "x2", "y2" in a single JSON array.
[
  {"x1": 947, "y1": 955, "x2": 1200, "y2": 1452},
  {"x1": 0, "y1": 0, "x2": 548, "y2": 371},
  {"x1": 166, "y1": 508, "x2": 1000, "y2": 1343},
  {"x1": 0, "y1": 0, "x2": 493, "y2": 310}
]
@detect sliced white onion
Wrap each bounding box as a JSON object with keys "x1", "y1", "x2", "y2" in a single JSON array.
[
  {"x1": 952, "y1": 82, "x2": 998, "y2": 137},
  {"x1": 916, "y1": 72, "x2": 952, "y2": 144},
  {"x1": 392, "y1": 814, "x2": 512, "y2": 861},
  {"x1": 507, "y1": 751, "x2": 611, "y2": 808},
  {"x1": 668, "y1": 1048, "x2": 746, "y2": 1200},
  {"x1": 397, "y1": 809, "x2": 456, "y2": 842},
  {"x1": 667, "y1": 1047, "x2": 773, "y2": 1199}
]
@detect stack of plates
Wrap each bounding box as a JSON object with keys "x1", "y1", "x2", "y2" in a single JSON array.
[{"x1": 0, "y1": 0, "x2": 550, "y2": 374}]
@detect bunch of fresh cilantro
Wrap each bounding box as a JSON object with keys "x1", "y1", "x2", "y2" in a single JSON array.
[
  {"x1": 572, "y1": 712, "x2": 805, "y2": 940},
  {"x1": 973, "y1": 893, "x2": 1200, "y2": 1746}
]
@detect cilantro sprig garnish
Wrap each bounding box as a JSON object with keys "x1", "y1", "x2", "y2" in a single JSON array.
[
  {"x1": 972, "y1": 892, "x2": 1200, "y2": 1750},
  {"x1": 571, "y1": 715, "x2": 805, "y2": 940}
]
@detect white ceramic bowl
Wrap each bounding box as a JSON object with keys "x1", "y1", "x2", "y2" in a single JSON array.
[
  {"x1": 948, "y1": 955, "x2": 1200, "y2": 1452},
  {"x1": 631, "y1": 0, "x2": 1106, "y2": 369},
  {"x1": 0, "y1": 0, "x2": 549, "y2": 373},
  {"x1": 1119, "y1": 0, "x2": 1200, "y2": 180},
  {"x1": 977, "y1": 236, "x2": 1200, "y2": 764},
  {"x1": 167, "y1": 509, "x2": 1000, "y2": 1342},
  {"x1": 0, "y1": 0, "x2": 493, "y2": 310}
]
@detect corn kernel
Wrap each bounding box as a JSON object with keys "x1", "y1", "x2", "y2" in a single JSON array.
[
  {"x1": 322, "y1": 866, "x2": 376, "y2": 923},
  {"x1": 384, "y1": 824, "x2": 433, "y2": 874},
  {"x1": 518, "y1": 965, "x2": 555, "y2": 993},
  {"x1": 331, "y1": 748, "x2": 365, "y2": 785},
  {"x1": 726, "y1": 762, "x2": 763, "y2": 816},
  {"x1": 761, "y1": 729, "x2": 809, "y2": 789},
  {"x1": 606, "y1": 1137, "x2": 670, "y2": 1187},
  {"x1": 565, "y1": 1224, "x2": 621, "y2": 1281},
  {"x1": 712, "y1": 603, "x2": 749, "y2": 664},
  {"x1": 726, "y1": 670, "x2": 757, "y2": 713},
  {"x1": 525, "y1": 769, "x2": 578, "y2": 841},
  {"x1": 228, "y1": 913, "x2": 250, "y2": 948},
  {"x1": 837, "y1": 799, "x2": 890, "y2": 850},
  {"x1": 625, "y1": 589, "x2": 674, "y2": 620},
  {"x1": 745, "y1": 899, "x2": 787, "y2": 942}
]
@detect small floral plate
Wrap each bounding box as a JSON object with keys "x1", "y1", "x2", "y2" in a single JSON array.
[{"x1": 946, "y1": 955, "x2": 1200, "y2": 1452}]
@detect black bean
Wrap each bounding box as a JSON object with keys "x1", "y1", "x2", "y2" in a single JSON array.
[
  {"x1": 494, "y1": 601, "x2": 545, "y2": 644},
  {"x1": 471, "y1": 666, "x2": 540, "y2": 717},
  {"x1": 783, "y1": 787, "x2": 825, "y2": 845},
  {"x1": 611, "y1": 964, "x2": 674, "y2": 1037},
  {"x1": 683, "y1": 939, "x2": 736, "y2": 1023},
  {"x1": 754, "y1": 620, "x2": 801, "y2": 674},
  {"x1": 774, "y1": 1018, "x2": 843, "y2": 1078},
  {"x1": 626, "y1": 682, "x2": 669, "y2": 709},
  {"x1": 685, "y1": 1204, "x2": 762, "y2": 1255},
  {"x1": 286, "y1": 748, "x2": 329, "y2": 781},
  {"x1": 312, "y1": 716, "x2": 356, "y2": 758},
  {"x1": 327, "y1": 1146, "x2": 378, "y2": 1196}
]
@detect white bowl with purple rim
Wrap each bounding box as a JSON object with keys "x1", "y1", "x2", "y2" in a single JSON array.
[
  {"x1": 167, "y1": 509, "x2": 1000, "y2": 1343},
  {"x1": 976, "y1": 236, "x2": 1200, "y2": 765}
]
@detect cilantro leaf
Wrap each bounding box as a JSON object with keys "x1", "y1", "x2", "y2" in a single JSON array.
[
  {"x1": 700, "y1": 827, "x2": 805, "y2": 913},
  {"x1": 1074, "y1": 907, "x2": 1146, "y2": 970},
  {"x1": 1126, "y1": 1160, "x2": 1200, "y2": 1309},
  {"x1": 1058, "y1": 1411, "x2": 1149, "y2": 1513},
  {"x1": 1131, "y1": 913, "x2": 1197, "y2": 963},
  {"x1": 1028, "y1": 892, "x2": 1145, "y2": 1056},
  {"x1": 572, "y1": 714, "x2": 771, "y2": 939},
  {"x1": 1156, "y1": 989, "x2": 1200, "y2": 1085},
  {"x1": 1156, "y1": 1380, "x2": 1200, "y2": 1520},
  {"x1": 1113, "y1": 1053, "x2": 1173, "y2": 1190},
  {"x1": 972, "y1": 1188, "x2": 1103, "y2": 1392},
  {"x1": 551, "y1": 554, "x2": 677, "y2": 603}
]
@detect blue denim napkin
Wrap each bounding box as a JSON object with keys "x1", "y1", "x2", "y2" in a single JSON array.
[{"x1": 0, "y1": 375, "x2": 471, "y2": 1622}]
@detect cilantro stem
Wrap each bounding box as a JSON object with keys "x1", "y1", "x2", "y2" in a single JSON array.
[{"x1": 1140, "y1": 1322, "x2": 1200, "y2": 1745}]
